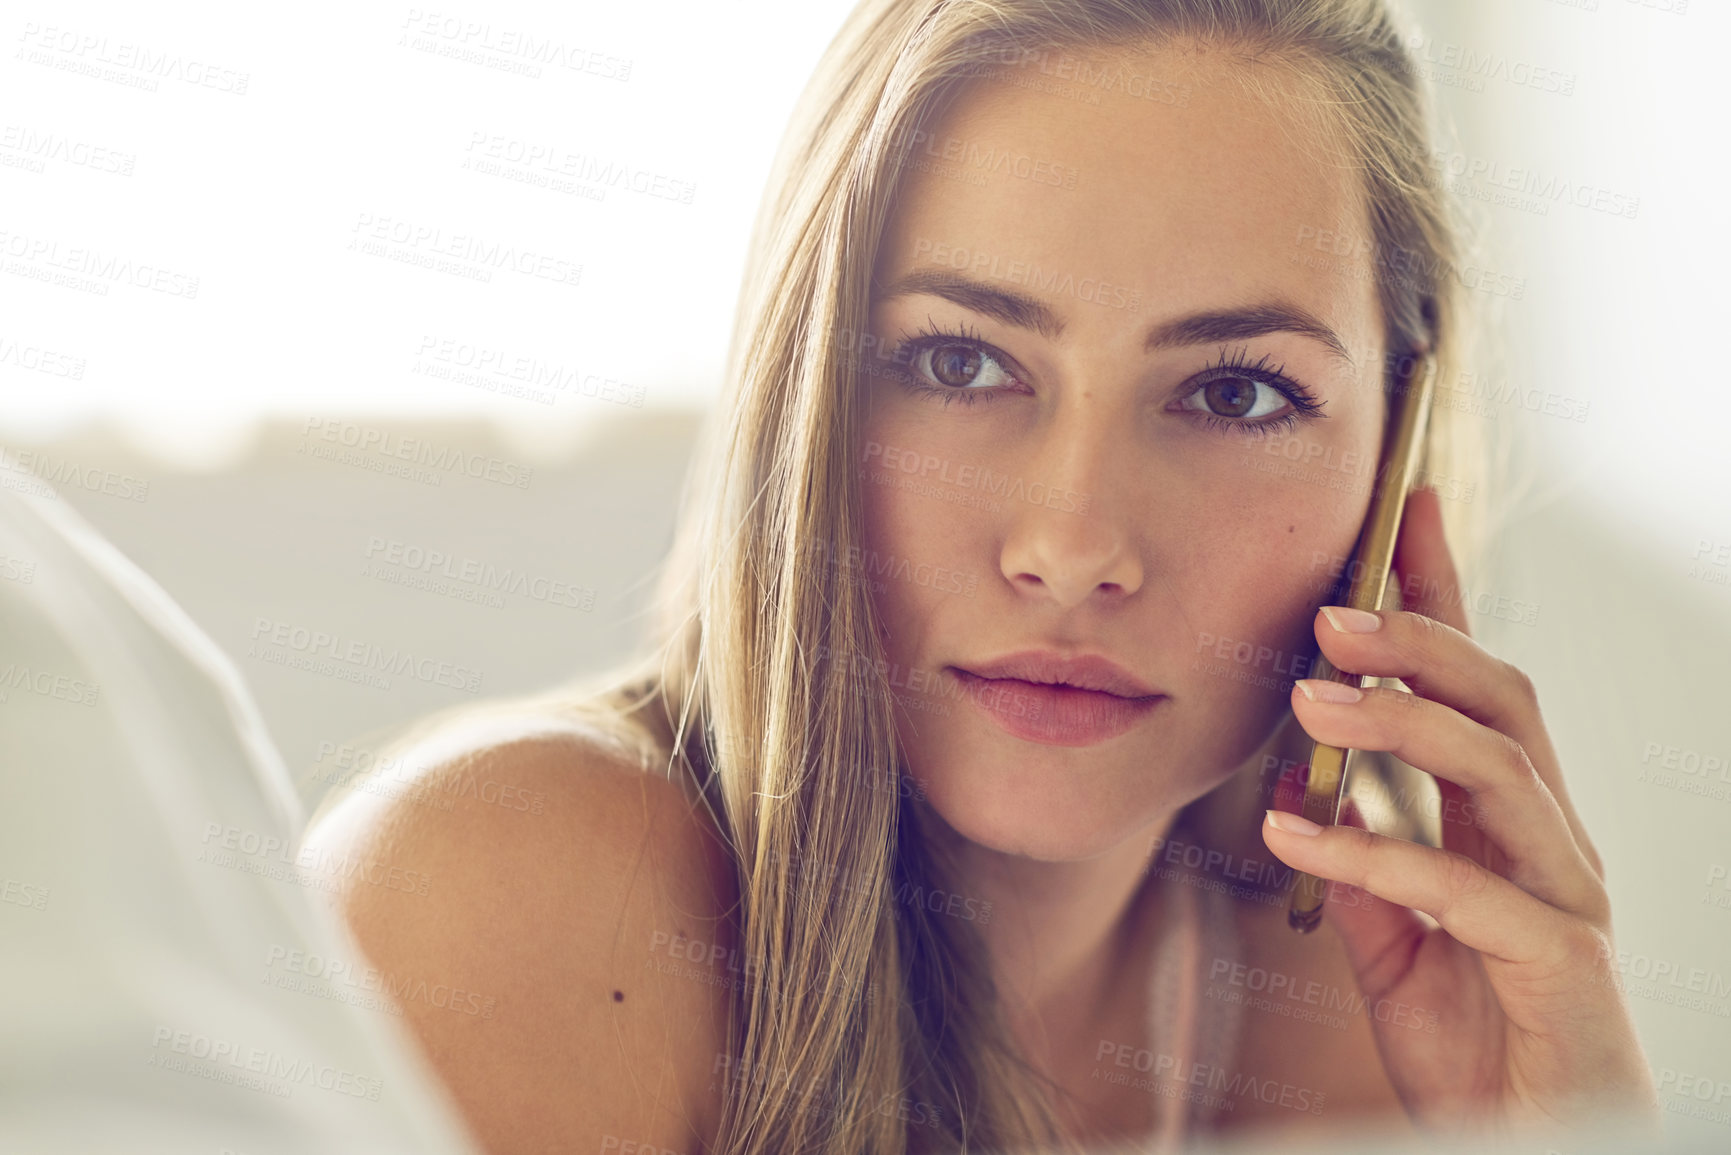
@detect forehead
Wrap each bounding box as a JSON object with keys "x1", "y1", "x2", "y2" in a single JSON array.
[{"x1": 875, "y1": 43, "x2": 1380, "y2": 356}]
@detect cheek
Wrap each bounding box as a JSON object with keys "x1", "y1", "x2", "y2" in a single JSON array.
[
  {"x1": 1178, "y1": 472, "x2": 1370, "y2": 744},
  {"x1": 859, "y1": 417, "x2": 990, "y2": 638}
]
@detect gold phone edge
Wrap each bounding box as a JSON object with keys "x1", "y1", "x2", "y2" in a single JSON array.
[{"x1": 1286, "y1": 356, "x2": 1437, "y2": 933}]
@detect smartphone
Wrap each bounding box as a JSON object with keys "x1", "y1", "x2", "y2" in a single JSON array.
[{"x1": 1286, "y1": 350, "x2": 1437, "y2": 933}]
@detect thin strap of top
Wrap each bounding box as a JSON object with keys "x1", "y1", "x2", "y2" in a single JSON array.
[{"x1": 1143, "y1": 853, "x2": 1247, "y2": 1150}]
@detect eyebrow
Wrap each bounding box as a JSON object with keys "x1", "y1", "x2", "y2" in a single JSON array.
[{"x1": 875, "y1": 269, "x2": 1355, "y2": 366}]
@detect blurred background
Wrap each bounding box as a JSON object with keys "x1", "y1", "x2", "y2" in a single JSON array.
[{"x1": 2, "y1": 0, "x2": 1727, "y2": 1146}]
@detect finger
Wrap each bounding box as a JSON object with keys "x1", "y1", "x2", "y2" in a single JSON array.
[
  {"x1": 1262, "y1": 809, "x2": 1596, "y2": 980},
  {"x1": 1290, "y1": 678, "x2": 1604, "y2": 918},
  {"x1": 1303, "y1": 799, "x2": 1434, "y2": 1006},
  {"x1": 1311, "y1": 606, "x2": 1527, "y2": 738},
  {"x1": 1308, "y1": 607, "x2": 1597, "y2": 880},
  {"x1": 1383, "y1": 489, "x2": 1602, "y2": 879},
  {"x1": 1392, "y1": 486, "x2": 1470, "y2": 637}
]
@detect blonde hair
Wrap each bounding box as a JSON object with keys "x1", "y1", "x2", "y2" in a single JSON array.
[{"x1": 369, "y1": 2, "x2": 1487, "y2": 1152}]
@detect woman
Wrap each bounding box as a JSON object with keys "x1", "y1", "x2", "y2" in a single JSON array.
[{"x1": 301, "y1": 1, "x2": 1659, "y2": 1151}]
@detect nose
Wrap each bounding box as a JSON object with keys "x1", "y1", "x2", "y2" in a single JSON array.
[{"x1": 997, "y1": 409, "x2": 1144, "y2": 609}]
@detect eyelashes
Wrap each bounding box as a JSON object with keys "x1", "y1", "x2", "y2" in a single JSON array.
[
  {"x1": 1180, "y1": 347, "x2": 1328, "y2": 438},
  {"x1": 882, "y1": 320, "x2": 1016, "y2": 409},
  {"x1": 881, "y1": 321, "x2": 1328, "y2": 438}
]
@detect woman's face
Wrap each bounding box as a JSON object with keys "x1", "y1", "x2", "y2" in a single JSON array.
[{"x1": 859, "y1": 43, "x2": 1388, "y2": 861}]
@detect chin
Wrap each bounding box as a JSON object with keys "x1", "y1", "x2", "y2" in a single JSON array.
[
  {"x1": 907, "y1": 741, "x2": 1196, "y2": 863},
  {"x1": 900, "y1": 700, "x2": 1284, "y2": 863}
]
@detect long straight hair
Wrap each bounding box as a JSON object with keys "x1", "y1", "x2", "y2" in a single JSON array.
[{"x1": 479, "y1": 2, "x2": 1481, "y2": 1152}]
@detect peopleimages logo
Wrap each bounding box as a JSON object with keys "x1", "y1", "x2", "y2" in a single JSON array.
[
  {"x1": 1423, "y1": 149, "x2": 1640, "y2": 220},
  {"x1": 0, "y1": 445, "x2": 148, "y2": 502},
  {"x1": 247, "y1": 616, "x2": 484, "y2": 694},
  {"x1": 1091, "y1": 1039, "x2": 1326, "y2": 1115},
  {"x1": 148, "y1": 1026, "x2": 382, "y2": 1100},
  {"x1": 0, "y1": 227, "x2": 200, "y2": 297},
  {"x1": 263, "y1": 944, "x2": 497, "y2": 1020},
  {"x1": 862, "y1": 441, "x2": 1091, "y2": 515},
  {"x1": 348, "y1": 212, "x2": 584, "y2": 288},
  {"x1": 0, "y1": 663, "x2": 100, "y2": 707},
  {"x1": 15, "y1": 22, "x2": 251, "y2": 95},
  {"x1": 299, "y1": 418, "x2": 534, "y2": 489},
  {"x1": 398, "y1": 8, "x2": 634, "y2": 81},
  {"x1": 910, "y1": 237, "x2": 1141, "y2": 311},
  {"x1": 1403, "y1": 29, "x2": 1577, "y2": 96},
  {"x1": 362, "y1": 536, "x2": 597, "y2": 611},
  {"x1": 0, "y1": 124, "x2": 135, "y2": 177}
]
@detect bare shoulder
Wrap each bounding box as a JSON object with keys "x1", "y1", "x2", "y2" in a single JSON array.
[{"x1": 300, "y1": 711, "x2": 738, "y2": 1155}]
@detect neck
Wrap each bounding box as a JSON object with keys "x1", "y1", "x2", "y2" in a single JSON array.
[
  {"x1": 919, "y1": 711, "x2": 1310, "y2": 1057},
  {"x1": 952, "y1": 811, "x2": 1177, "y2": 1042}
]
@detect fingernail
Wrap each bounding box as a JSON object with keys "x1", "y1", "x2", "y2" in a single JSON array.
[
  {"x1": 1296, "y1": 678, "x2": 1363, "y2": 704},
  {"x1": 1265, "y1": 809, "x2": 1323, "y2": 836},
  {"x1": 1321, "y1": 606, "x2": 1382, "y2": 633}
]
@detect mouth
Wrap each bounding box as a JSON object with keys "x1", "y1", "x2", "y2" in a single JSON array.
[
  {"x1": 948, "y1": 653, "x2": 1165, "y2": 747},
  {"x1": 953, "y1": 651, "x2": 1162, "y2": 700}
]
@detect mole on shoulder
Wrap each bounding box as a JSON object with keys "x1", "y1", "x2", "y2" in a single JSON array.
[{"x1": 612, "y1": 989, "x2": 625, "y2": 1002}]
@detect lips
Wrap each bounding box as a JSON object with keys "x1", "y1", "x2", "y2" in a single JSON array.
[
  {"x1": 954, "y1": 651, "x2": 1161, "y2": 700},
  {"x1": 948, "y1": 651, "x2": 1165, "y2": 746}
]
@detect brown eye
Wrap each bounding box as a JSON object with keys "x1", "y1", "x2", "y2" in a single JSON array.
[
  {"x1": 1177, "y1": 373, "x2": 1289, "y2": 422},
  {"x1": 1175, "y1": 357, "x2": 1322, "y2": 432},
  {"x1": 1205, "y1": 377, "x2": 1258, "y2": 417},
  {"x1": 930, "y1": 344, "x2": 983, "y2": 388},
  {"x1": 905, "y1": 338, "x2": 1016, "y2": 394}
]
